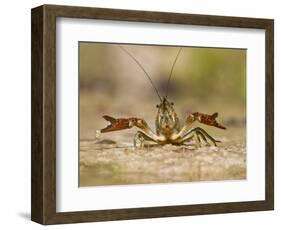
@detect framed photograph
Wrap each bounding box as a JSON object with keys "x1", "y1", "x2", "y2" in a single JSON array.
[{"x1": 31, "y1": 4, "x2": 274, "y2": 225}]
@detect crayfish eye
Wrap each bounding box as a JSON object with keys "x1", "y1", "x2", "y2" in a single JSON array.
[
  {"x1": 171, "y1": 102, "x2": 174, "y2": 106},
  {"x1": 156, "y1": 104, "x2": 159, "y2": 108}
]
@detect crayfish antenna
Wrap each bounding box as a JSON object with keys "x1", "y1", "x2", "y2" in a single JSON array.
[
  {"x1": 165, "y1": 47, "x2": 182, "y2": 99},
  {"x1": 119, "y1": 45, "x2": 162, "y2": 102}
]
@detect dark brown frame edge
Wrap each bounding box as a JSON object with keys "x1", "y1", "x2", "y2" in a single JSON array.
[{"x1": 31, "y1": 4, "x2": 274, "y2": 225}]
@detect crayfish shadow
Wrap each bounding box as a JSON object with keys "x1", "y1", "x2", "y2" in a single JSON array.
[
  {"x1": 93, "y1": 141, "x2": 199, "y2": 151},
  {"x1": 95, "y1": 139, "x2": 117, "y2": 145},
  {"x1": 142, "y1": 143, "x2": 198, "y2": 149}
]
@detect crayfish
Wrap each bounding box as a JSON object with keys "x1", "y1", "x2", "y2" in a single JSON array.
[{"x1": 96, "y1": 46, "x2": 226, "y2": 147}]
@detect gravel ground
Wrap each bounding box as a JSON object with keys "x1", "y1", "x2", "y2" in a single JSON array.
[{"x1": 79, "y1": 133, "x2": 246, "y2": 187}]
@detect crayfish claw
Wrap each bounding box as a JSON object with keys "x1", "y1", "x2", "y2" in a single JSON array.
[
  {"x1": 100, "y1": 115, "x2": 135, "y2": 133},
  {"x1": 192, "y1": 112, "x2": 226, "y2": 130},
  {"x1": 102, "y1": 115, "x2": 116, "y2": 123},
  {"x1": 211, "y1": 112, "x2": 218, "y2": 119}
]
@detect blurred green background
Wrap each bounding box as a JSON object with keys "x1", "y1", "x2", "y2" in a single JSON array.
[{"x1": 79, "y1": 43, "x2": 246, "y2": 140}]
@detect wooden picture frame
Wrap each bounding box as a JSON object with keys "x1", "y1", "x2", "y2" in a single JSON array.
[{"x1": 31, "y1": 4, "x2": 274, "y2": 225}]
